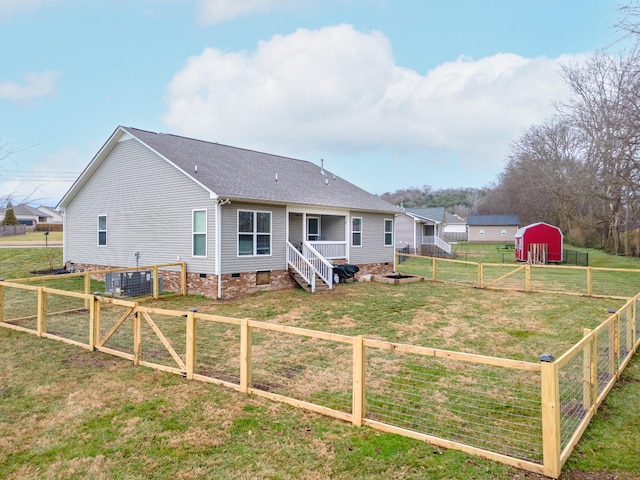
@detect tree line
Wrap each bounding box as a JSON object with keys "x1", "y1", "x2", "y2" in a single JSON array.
[{"x1": 383, "y1": 2, "x2": 640, "y2": 256}]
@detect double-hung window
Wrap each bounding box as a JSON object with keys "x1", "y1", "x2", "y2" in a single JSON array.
[
  {"x1": 351, "y1": 217, "x2": 362, "y2": 247},
  {"x1": 97, "y1": 215, "x2": 107, "y2": 246},
  {"x1": 193, "y1": 209, "x2": 207, "y2": 256},
  {"x1": 238, "y1": 210, "x2": 271, "y2": 256},
  {"x1": 384, "y1": 219, "x2": 393, "y2": 246}
]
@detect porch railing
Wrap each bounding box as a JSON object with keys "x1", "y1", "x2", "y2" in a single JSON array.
[
  {"x1": 308, "y1": 241, "x2": 347, "y2": 260},
  {"x1": 302, "y1": 241, "x2": 334, "y2": 289},
  {"x1": 287, "y1": 242, "x2": 316, "y2": 293},
  {"x1": 421, "y1": 235, "x2": 452, "y2": 254}
]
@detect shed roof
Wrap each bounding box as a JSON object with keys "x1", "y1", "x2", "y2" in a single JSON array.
[
  {"x1": 467, "y1": 214, "x2": 520, "y2": 226},
  {"x1": 59, "y1": 126, "x2": 398, "y2": 214},
  {"x1": 514, "y1": 222, "x2": 563, "y2": 238}
]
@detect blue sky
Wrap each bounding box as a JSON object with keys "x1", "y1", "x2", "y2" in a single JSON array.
[{"x1": 0, "y1": 0, "x2": 623, "y2": 206}]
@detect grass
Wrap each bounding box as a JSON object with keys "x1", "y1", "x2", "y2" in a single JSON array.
[{"x1": 1, "y1": 244, "x2": 639, "y2": 479}]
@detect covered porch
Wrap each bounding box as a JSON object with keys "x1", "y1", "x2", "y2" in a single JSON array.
[{"x1": 287, "y1": 211, "x2": 348, "y2": 261}]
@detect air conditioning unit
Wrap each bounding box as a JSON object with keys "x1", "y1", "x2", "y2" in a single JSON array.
[{"x1": 104, "y1": 270, "x2": 162, "y2": 297}]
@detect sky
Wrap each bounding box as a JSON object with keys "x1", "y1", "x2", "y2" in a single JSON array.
[{"x1": 0, "y1": 0, "x2": 625, "y2": 206}]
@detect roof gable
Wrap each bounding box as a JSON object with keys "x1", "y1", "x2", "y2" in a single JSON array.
[{"x1": 404, "y1": 207, "x2": 445, "y2": 223}]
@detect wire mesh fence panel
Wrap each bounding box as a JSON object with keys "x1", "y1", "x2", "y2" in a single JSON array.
[
  {"x1": 363, "y1": 347, "x2": 544, "y2": 463},
  {"x1": 591, "y1": 269, "x2": 640, "y2": 298},
  {"x1": 557, "y1": 348, "x2": 588, "y2": 451},
  {"x1": 482, "y1": 264, "x2": 526, "y2": 290},
  {"x1": 250, "y1": 328, "x2": 353, "y2": 414},
  {"x1": 2, "y1": 286, "x2": 39, "y2": 331},
  {"x1": 636, "y1": 296, "x2": 640, "y2": 349},
  {"x1": 14, "y1": 275, "x2": 86, "y2": 293},
  {"x1": 195, "y1": 318, "x2": 241, "y2": 385},
  {"x1": 396, "y1": 255, "x2": 433, "y2": 278},
  {"x1": 97, "y1": 302, "x2": 135, "y2": 355},
  {"x1": 530, "y1": 266, "x2": 587, "y2": 295},
  {"x1": 45, "y1": 292, "x2": 90, "y2": 345},
  {"x1": 594, "y1": 321, "x2": 616, "y2": 399},
  {"x1": 158, "y1": 267, "x2": 183, "y2": 295},
  {"x1": 618, "y1": 307, "x2": 632, "y2": 366},
  {"x1": 139, "y1": 311, "x2": 186, "y2": 371},
  {"x1": 434, "y1": 260, "x2": 478, "y2": 287}
]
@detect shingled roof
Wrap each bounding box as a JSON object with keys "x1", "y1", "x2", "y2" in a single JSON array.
[
  {"x1": 404, "y1": 207, "x2": 445, "y2": 224},
  {"x1": 61, "y1": 126, "x2": 398, "y2": 214},
  {"x1": 467, "y1": 214, "x2": 520, "y2": 226}
]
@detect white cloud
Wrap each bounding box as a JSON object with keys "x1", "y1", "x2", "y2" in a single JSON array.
[
  {"x1": 196, "y1": 0, "x2": 307, "y2": 24},
  {"x1": 162, "y1": 24, "x2": 584, "y2": 189},
  {"x1": 0, "y1": 71, "x2": 60, "y2": 102}
]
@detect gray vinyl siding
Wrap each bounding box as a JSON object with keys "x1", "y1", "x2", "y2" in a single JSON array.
[
  {"x1": 220, "y1": 201, "x2": 287, "y2": 274},
  {"x1": 64, "y1": 138, "x2": 217, "y2": 273},
  {"x1": 395, "y1": 214, "x2": 416, "y2": 250},
  {"x1": 288, "y1": 212, "x2": 303, "y2": 247},
  {"x1": 348, "y1": 211, "x2": 395, "y2": 264}
]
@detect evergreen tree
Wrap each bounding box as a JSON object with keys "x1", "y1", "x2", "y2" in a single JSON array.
[{"x1": 2, "y1": 208, "x2": 19, "y2": 225}]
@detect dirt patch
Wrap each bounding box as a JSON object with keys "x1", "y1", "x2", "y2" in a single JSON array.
[{"x1": 511, "y1": 469, "x2": 637, "y2": 479}]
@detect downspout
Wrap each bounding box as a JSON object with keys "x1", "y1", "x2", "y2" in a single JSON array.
[
  {"x1": 216, "y1": 201, "x2": 222, "y2": 300},
  {"x1": 61, "y1": 207, "x2": 67, "y2": 265}
]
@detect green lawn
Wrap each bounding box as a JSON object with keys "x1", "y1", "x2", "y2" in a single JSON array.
[{"x1": 0, "y1": 246, "x2": 639, "y2": 479}]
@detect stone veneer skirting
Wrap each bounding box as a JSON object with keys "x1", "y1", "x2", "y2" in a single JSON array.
[{"x1": 72, "y1": 262, "x2": 394, "y2": 300}]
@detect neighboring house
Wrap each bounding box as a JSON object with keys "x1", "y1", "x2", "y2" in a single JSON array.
[
  {"x1": 466, "y1": 214, "x2": 520, "y2": 242},
  {"x1": 515, "y1": 222, "x2": 564, "y2": 264},
  {"x1": 0, "y1": 204, "x2": 52, "y2": 227},
  {"x1": 37, "y1": 206, "x2": 64, "y2": 223},
  {"x1": 57, "y1": 126, "x2": 399, "y2": 299},
  {"x1": 395, "y1": 207, "x2": 451, "y2": 255},
  {"x1": 442, "y1": 212, "x2": 467, "y2": 242}
]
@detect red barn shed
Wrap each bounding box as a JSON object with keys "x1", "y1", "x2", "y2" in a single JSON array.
[{"x1": 514, "y1": 222, "x2": 563, "y2": 264}]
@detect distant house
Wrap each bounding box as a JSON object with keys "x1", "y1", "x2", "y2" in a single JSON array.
[
  {"x1": 514, "y1": 222, "x2": 563, "y2": 263},
  {"x1": 37, "y1": 206, "x2": 63, "y2": 224},
  {"x1": 57, "y1": 126, "x2": 399, "y2": 299},
  {"x1": 395, "y1": 207, "x2": 452, "y2": 255},
  {"x1": 466, "y1": 215, "x2": 520, "y2": 243},
  {"x1": 442, "y1": 212, "x2": 467, "y2": 242},
  {"x1": 0, "y1": 204, "x2": 52, "y2": 227}
]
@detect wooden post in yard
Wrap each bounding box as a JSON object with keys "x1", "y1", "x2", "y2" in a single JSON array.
[
  {"x1": 89, "y1": 294, "x2": 100, "y2": 350},
  {"x1": 586, "y1": 267, "x2": 592, "y2": 296},
  {"x1": 37, "y1": 287, "x2": 47, "y2": 337},
  {"x1": 84, "y1": 271, "x2": 91, "y2": 309},
  {"x1": 152, "y1": 265, "x2": 159, "y2": 299},
  {"x1": 240, "y1": 318, "x2": 252, "y2": 393},
  {"x1": 477, "y1": 263, "x2": 484, "y2": 289},
  {"x1": 582, "y1": 329, "x2": 593, "y2": 412},
  {"x1": 133, "y1": 307, "x2": 141, "y2": 366},
  {"x1": 540, "y1": 358, "x2": 561, "y2": 479},
  {"x1": 185, "y1": 308, "x2": 197, "y2": 380},
  {"x1": 181, "y1": 262, "x2": 188, "y2": 296},
  {"x1": 352, "y1": 335, "x2": 365, "y2": 426}
]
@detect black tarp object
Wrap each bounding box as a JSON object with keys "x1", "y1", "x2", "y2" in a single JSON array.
[{"x1": 332, "y1": 264, "x2": 359, "y2": 282}]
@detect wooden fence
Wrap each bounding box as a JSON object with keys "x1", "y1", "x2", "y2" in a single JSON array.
[
  {"x1": 0, "y1": 224, "x2": 26, "y2": 236},
  {"x1": 0, "y1": 273, "x2": 638, "y2": 478}
]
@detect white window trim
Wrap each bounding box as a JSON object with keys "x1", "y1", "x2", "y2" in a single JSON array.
[
  {"x1": 501, "y1": 229, "x2": 507, "y2": 236},
  {"x1": 192, "y1": 209, "x2": 207, "y2": 257},
  {"x1": 237, "y1": 209, "x2": 272, "y2": 257},
  {"x1": 97, "y1": 214, "x2": 107, "y2": 247},
  {"x1": 479, "y1": 229, "x2": 485, "y2": 235},
  {"x1": 351, "y1": 216, "x2": 363, "y2": 247},
  {"x1": 384, "y1": 218, "x2": 393, "y2": 247}
]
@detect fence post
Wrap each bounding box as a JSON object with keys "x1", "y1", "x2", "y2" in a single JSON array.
[
  {"x1": 582, "y1": 329, "x2": 593, "y2": 412},
  {"x1": 89, "y1": 294, "x2": 100, "y2": 350},
  {"x1": 181, "y1": 262, "x2": 188, "y2": 296},
  {"x1": 586, "y1": 267, "x2": 592, "y2": 296},
  {"x1": 432, "y1": 258, "x2": 437, "y2": 281},
  {"x1": 84, "y1": 271, "x2": 91, "y2": 309},
  {"x1": 185, "y1": 308, "x2": 197, "y2": 380},
  {"x1": 525, "y1": 264, "x2": 531, "y2": 292},
  {"x1": 477, "y1": 262, "x2": 484, "y2": 289},
  {"x1": 240, "y1": 318, "x2": 252, "y2": 393},
  {"x1": 609, "y1": 317, "x2": 617, "y2": 380},
  {"x1": 153, "y1": 265, "x2": 159, "y2": 299},
  {"x1": 541, "y1": 358, "x2": 561, "y2": 479},
  {"x1": 133, "y1": 307, "x2": 141, "y2": 366},
  {"x1": 352, "y1": 335, "x2": 365, "y2": 426},
  {"x1": 37, "y1": 287, "x2": 47, "y2": 337}
]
